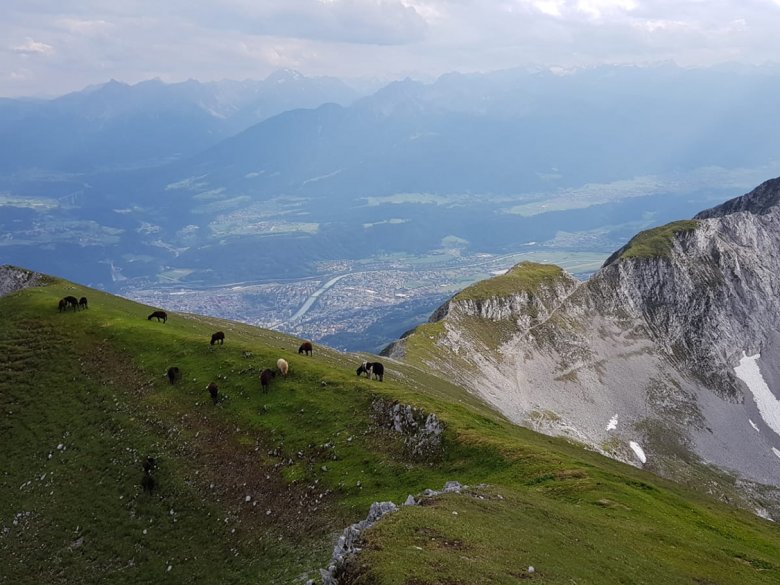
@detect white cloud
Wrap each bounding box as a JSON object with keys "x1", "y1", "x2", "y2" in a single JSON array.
[
  {"x1": 532, "y1": 1, "x2": 566, "y2": 17},
  {"x1": 2, "y1": 0, "x2": 780, "y2": 96},
  {"x1": 12, "y1": 37, "x2": 54, "y2": 55},
  {"x1": 59, "y1": 19, "x2": 113, "y2": 35},
  {"x1": 632, "y1": 18, "x2": 688, "y2": 32},
  {"x1": 576, "y1": 0, "x2": 639, "y2": 19}
]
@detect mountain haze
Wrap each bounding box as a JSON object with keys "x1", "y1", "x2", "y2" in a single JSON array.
[
  {"x1": 2, "y1": 64, "x2": 780, "y2": 353},
  {"x1": 0, "y1": 71, "x2": 360, "y2": 173}
]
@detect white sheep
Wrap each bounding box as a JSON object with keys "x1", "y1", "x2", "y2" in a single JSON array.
[{"x1": 276, "y1": 358, "x2": 289, "y2": 377}]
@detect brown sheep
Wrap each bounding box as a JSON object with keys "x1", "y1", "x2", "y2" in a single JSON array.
[{"x1": 207, "y1": 382, "x2": 219, "y2": 404}]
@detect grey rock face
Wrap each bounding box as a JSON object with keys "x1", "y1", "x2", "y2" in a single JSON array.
[
  {"x1": 594, "y1": 199, "x2": 780, "y2": 398},
  {"x1": 314, "y1": 481, "x2": 470, "y2": 584},
  {"x1": 318, "y1": 500, "x2": 398, "y2": 585},
  {"x1": 432, "y1": 272, "x2": 580, "y2": 329},
  {"x1": 393, "y1": 178, "x2": 780, "y2": 515},
  {"x1": 371, "y1": 398, "x2": 445, "y2": 460},
  {"x1": 0, "y1": 265, "x2": 47, "y2": 297}
]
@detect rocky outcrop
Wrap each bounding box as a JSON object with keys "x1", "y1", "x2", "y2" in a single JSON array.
[
  {"x1": 0, "y1": 265, "x2": 48, "y2": 297},
  {"x1": 314, "y1": 500, "x2": 398, "y2": 585},
  {"x1": 311, "y1": 481, "x2": 470, "y2": 585},
  {"x1": 392, "y1": 178, "x2": 780, "y2": 510},
  {"x1": 371, "y1": 398, "x2": 445, "y2": 460},
  {"x1": 433, "y1": 264, "x2": 580, "y2": 328}
]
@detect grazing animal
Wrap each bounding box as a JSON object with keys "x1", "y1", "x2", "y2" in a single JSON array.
[
  {"x1": 58, "y1": 298, "x2": 68, "y2": 312},
  {"x1": 147, "y1": 310, "x2": 167, "y2": 323},
  {"x1": 78, "y1": 297, "x2": 88, "y2": 309},
  {"x1": 63, "y1": 296, "x2": 79, "y2": 311},
  {"x1": 141, "y1": 471, "x2": 157, "y2": 494},
  {"x1": 207, "y1": 382, "x2": 219, "y2": 404},
  {"x1": 166, "y1": 366, "x2": 180, "y2": 385},
  {"x1": 260, "y1": 368, "x2": 276, "y2": 393},
  {"x1": 210, "y1": 331, "x2": 225, "y2": 345},
  {"x1": 276, "y1": 358, "x2": 289, "y2": 377},
  {"x1": 298, "y1": 341, "x2": 313, "y2": 356},
  {"x1": 368, "y1": 362, "x2": 385, "y2": 381},
  {"x1": 358, "y1": 361, "x2": 384, "y2": 381},
  {"x1": 143, "y1": 456, "x2": 157, "y2": 474},
  {"x1": 141, "y1": 456, "x2": 157, "y2": 494}
]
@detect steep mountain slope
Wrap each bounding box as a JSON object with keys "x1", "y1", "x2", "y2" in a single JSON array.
[
  {"x1": 388, "y1": 178, "x2": 780, "y2": 513},
  {"x1": 3, "y1": 268, "x2": 780, "y2": 584}
]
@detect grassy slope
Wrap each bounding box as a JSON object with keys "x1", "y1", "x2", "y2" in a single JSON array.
[
  {"x1": 1, "y1": 278, "x2": 779, "y2": 585},
  {"x1": 617, "y1": 220, "x2": 700, "y2": 260},
  {"x1": 454, "y1": 261, "x2": 567, "y2": 302}
]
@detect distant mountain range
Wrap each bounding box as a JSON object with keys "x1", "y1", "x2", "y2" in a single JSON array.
[
  {"x1": 124, "y1": 64, "x2": 780, "y2": 210},
  {"x1": 1, "y1": 64, "x2": 780, "y2": 350},
  {"x1": 0, "y1": 69, "x2": 361, "y2": 173}
]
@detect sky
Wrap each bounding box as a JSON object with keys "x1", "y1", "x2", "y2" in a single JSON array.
[{"x1": 3, "y1": 0, "x2": 780, "y2": 97}]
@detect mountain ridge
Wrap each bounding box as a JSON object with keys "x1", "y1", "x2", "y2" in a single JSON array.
[{"x1": 389, "y1": 177, "x2": 780, "y2": 516}]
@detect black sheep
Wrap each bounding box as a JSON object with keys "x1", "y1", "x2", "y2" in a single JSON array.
[
  {"x1": 369, "y1": 362, "x2": 384, "y2": 381},
  {"x1": 141, "y1": 472, "x2": 157, "y2": 494},
  {"x1": 166, "y1": 367, "x2": 180, "y2": 385},
  {"x1": 358, "y1": 361, "x2": 384, "y2": 381},
  {"x1": 141, "y1": 456, "x2": 157, "y2": 494},
  {"x1": 147, "y1": 310, "x2": 167, "y2": 323},
  {"x1": 260, "y1": 368, "x2": 276, "y2": 393},
  {"x1": 143, "y1": 456, "x2": 156, "y2": 474}
]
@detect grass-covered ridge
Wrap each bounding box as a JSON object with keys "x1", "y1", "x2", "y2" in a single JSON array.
[
  {"x1": 617, "y1": 220, "x2": 700, "y2": 261},
  {"x1": 454, "y1": 261, "x2": 568, "y2": 302},
  {"x1": 2, "y1": 275, "x2": 779, "y2": 584}
]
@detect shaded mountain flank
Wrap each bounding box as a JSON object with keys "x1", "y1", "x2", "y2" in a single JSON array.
[{"x1": 387, "y1": 177, "x2": 780, "y2": 517}]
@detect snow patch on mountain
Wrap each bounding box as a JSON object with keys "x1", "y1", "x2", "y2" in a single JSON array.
[
  {"x1": 606, "y1": 414, "x2": 618, "y2": 431},
  {"x1": 629, "y1": 442, "x2": 647, "y2": 464},
  {"x1": 734, "y1": 353, "x2": 780, "y2": 437}
]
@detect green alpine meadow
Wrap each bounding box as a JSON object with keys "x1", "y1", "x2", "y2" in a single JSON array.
[{"x1": 1, "y1": 271, "x2": 779, "y2": 584}]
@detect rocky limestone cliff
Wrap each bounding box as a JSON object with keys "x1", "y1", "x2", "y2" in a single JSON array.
[
  {"x1": 391, "y1": 178, "x2": 780, "y2": 517},
  {"x1": 0, "y1": 265, "x2": 48, "y2": 297}
]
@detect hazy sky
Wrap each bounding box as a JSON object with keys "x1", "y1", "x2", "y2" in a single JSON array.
[{"x1": 4, "y1": 0, "x2": 780, "y2": 97}]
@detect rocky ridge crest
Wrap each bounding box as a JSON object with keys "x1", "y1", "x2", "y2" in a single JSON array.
[{"x1": 391, "y1": 178, "x2": 780, "y2": 516}]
